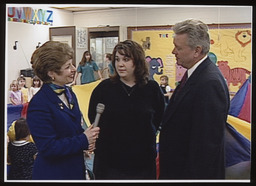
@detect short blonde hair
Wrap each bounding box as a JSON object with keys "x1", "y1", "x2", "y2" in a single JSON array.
[{"x1": 10, "y1": 80, "x2": 18, "y2": 90}]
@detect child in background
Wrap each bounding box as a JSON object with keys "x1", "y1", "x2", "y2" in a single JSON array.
[
  {"x1": 159, "y1": 75, "x2": 172, "y2": 105},
  {"x1": 9, "y1": 80, "x2": 23, "y2": 105},
  {"x1": 105, "y1": 53, "x2": 114, "y2": 77},
  {"x1": 17, "y1": 75, "x2": 29, "y2": 103},
  {"x1": 29, "y1": 76, "x2": 42, "y2": 98},
  {"x1": 7, "y1": 118, "x2": 37, "y2": 180}
]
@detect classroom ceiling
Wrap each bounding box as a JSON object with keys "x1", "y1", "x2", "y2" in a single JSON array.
[{"x1": 51, "y1": 6, "x2": 134, "y2": 13}]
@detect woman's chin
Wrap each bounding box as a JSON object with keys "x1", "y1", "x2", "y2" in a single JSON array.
[{"x1": 66, "y1": 80, "x2": 74, "y2": 85}]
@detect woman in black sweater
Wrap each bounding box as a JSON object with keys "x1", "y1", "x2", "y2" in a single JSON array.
[{"x1": 88, "y1": 40, "x2": 165, "y2": 180}]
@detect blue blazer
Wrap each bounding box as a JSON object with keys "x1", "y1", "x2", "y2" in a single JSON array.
[
  {"x1": 159, "y1": 57, "x2": 230, "y2": 179},
  {"x1": 27, "y1": 84, "x2": 88, "y2": 180}
]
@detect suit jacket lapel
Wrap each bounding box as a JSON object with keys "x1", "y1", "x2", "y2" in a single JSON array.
[
  {"x1": 162, "y1": 83, "x2": 191, "y2": 125},
  {"x1": 41, "y1": 84, "x2": 77, "y2": 118},
  {"x1": 162, "y1": 58, "x2": 212, "y2": 126}
]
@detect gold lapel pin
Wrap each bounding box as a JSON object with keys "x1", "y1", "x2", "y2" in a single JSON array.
[{"x1": 58, "y1": 103, "x2": 64, "y2": 109}]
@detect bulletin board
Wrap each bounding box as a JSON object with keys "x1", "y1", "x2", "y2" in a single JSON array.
[{"x1": 127, "y1": 23, "x2": 252, "y2": 93}]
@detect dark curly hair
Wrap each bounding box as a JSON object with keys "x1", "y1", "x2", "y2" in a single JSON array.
[{"x1": 111, "y1": 40, "x2": 149, "y2": 86}]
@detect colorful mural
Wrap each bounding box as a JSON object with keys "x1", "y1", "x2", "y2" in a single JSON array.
[{"x1": 129, "y1": 24, "x2": 251, "y2": 93}]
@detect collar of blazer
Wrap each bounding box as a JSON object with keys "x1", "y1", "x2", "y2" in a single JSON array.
[
  {"x1": 40, "y1": 84, "x2": 77, "y2": 118},
  {"x1": 162, "y1": 58, "x2": 212, "y2": 126}
]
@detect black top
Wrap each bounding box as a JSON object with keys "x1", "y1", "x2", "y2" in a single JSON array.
[
  {"x1": 88, "y1": 78, "x2": 165, "y2": 179},
  {"x1": 160, "y1": 85, "x2": 169, "y2": 104},
  {"x1": 8, "y1": 141, "x2": 37, "y2": 180}
]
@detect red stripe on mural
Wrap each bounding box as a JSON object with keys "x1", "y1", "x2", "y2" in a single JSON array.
[{"x1": 238, "y1": 84, "x2": 251, "y2": 123}]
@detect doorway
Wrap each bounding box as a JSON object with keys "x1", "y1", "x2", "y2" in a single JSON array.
[
  {"x1": 49, "y1": 26, "x2": 76, "y2": 66},
  {"x1": 88, "y1": 26, "x2": 119, "y2": 79}
]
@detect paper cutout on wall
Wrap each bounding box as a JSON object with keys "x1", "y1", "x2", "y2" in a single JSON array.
[
  {"x1": 145, "y1": 56, "x2": 164, "y2": 80},
  {"x1": 141, "y1": 37, "x2": 151, "y2": 50},
  {"x1": 218, "y1": 61, "x2": 251, "y2": 88},
  {"x1": 213, "y1": 30, "x2": 251, "y2": 62}
]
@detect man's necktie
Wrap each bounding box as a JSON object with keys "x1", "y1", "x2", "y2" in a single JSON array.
[
  {"x1": 178, "y1": 70, "x2": 188, "y2": 90},
  {"x1": 49, "y1": 83, "x2": 74, "y2": 109},
  {"x1": 171, "y1": 70, "x2": 188, "y2": 102}
]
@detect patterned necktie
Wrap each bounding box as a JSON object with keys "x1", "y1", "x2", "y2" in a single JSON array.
[{"x1": 49, "y1": 84, "x2": 74, "y2": 109}]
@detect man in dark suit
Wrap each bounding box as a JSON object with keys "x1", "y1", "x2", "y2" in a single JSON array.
[{"x1": 159, "y1": 19, "x2": 230, "y2": 179}]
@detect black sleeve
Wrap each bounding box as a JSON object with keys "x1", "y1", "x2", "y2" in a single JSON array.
[
  {"x1": 88, "y1": 81, "x2": 106, "y2": 124},
  {"x1": 150, "y1": 80, "x2": 165, "y2": 131}
]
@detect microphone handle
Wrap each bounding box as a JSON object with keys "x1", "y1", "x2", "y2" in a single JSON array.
[{"x1": 93, "y1": 113, "x2": 101, "y2": 127}]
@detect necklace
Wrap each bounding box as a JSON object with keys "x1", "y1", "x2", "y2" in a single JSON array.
[{"x1": 121, "y1": 83, "x2": 135, "y2": 96}]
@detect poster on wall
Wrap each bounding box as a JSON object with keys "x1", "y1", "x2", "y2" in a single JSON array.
[
  {"x1": 76, "y1": 27, "x2": 87, "y2": 49},
  {"x1": 128, "y1": 23, "x2": 252, "y2": 93}
]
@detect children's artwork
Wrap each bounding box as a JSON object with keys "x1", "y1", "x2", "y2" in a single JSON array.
[
  {"x1": 217, "y1": 61, "x2": 251, "y2": 88},
  {"x1": 141, "y1": 37, "x2": 151, "y2": 50},
  {"x1": 76, "y1": 27, "x2": 87, "y2": 49},
  {"x1": 128, "y1": 23, "x2": 251, "y2": 93},
  {"x1": 145, "y1": 56, "x2": 163, "y2": 80}
]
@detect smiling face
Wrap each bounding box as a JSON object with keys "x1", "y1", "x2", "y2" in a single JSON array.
[
  {"x1": 85, "y1": 52, "x2": 91, "y2": 61},
  {"x1": 115, "y1": 51, "x2": 135, "y2": 83},
  {"x1": 10, "y1": 82, "x2": 18, "y2": 91},
  {"x1": 18, "y1": 79, "x2": 26, "y2": 88},
  {"x1": 33, "y1": 80, "x2": 40, "y2": 87},
  {"x1": 48, "y1": 59, "x2": 76, "y2": 86}
]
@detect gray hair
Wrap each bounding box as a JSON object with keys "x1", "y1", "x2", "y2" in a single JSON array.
[{"x1": 173, "y1": 19, "x2": 210, "y2": 55}]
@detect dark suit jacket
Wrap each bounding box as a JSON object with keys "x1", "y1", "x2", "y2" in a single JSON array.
[
  {"x1": 159, "y1": 57, "x2": 230, "y2": 179},
  {"x1": 27, "y1": 84, "x2": 88, "y2": 180}
]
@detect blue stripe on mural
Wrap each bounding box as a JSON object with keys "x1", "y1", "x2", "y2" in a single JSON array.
[{"x1": 229, "y1": 78, "x2": 250, "y2": 117}]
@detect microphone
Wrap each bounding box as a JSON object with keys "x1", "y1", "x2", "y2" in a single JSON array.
[{"x1": 93, "y1": 103, "x2": 105, "y2": 127}]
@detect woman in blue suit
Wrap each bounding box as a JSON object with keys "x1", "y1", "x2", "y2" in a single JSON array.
[{"x1": 27, "y1": 41, "x2": 100, "y2": 180}]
